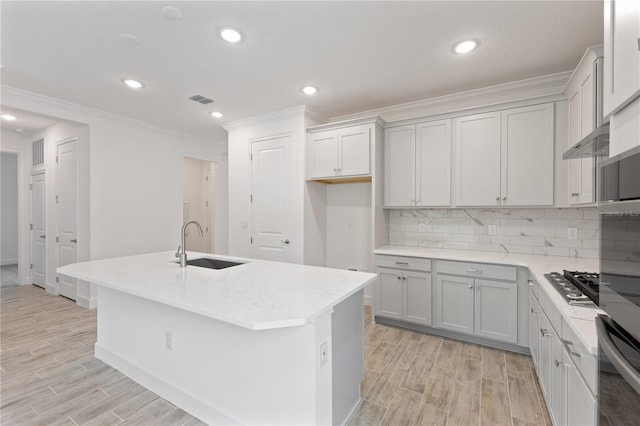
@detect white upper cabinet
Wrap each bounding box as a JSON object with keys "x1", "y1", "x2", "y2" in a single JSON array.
[
  {"x1": 454, "y1": 112, "x2": 502, "y2": 206},
  {"x1": 308, "y1": 124, "x2": 370, "y2": 180},
  {"x1": 603, "y1": 0, "x2": 640, "y2": 118},
  {"x1": 384, "y1": 119, "x2": 451, "y2": 207},
  {"x1": 454, "y1": 104, "x2": 554, "y2": 207},
  {"x1": 565, "y1": 46, "x2": 602, "y2": 205}
]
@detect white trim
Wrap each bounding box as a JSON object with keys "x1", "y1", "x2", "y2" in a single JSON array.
[
  {"x1": 341, "y1": 397, "x2": 363, "y2": 426},
  {"x1": 76, "y1": 294, "x2": 97, "y2": 309},
  {"x1": 330, "y1": 71, "x2": 572, "y2": 124},
  {"x1": 223, "y1": 105, "x2": 324, "y2": 131},
  {"x1": 1, "y1": 259, "x2": 19, "y2": 266},
  {"x1": 45, "y1": 282, "x2": 57, "y2": 295},
  {"x1": 0, "y1": 85, "x2": 216, "y2": 145},
  {"x1": 95, "y1": 344, "x2": 241, "y2": 425},
  {"x1": 307, "y1": 115, "x2": 386, "y2": 133}
]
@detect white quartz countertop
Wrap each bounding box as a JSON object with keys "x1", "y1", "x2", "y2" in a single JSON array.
[
  {"x1": 374, "y1": 246, "x2": 602, "y2": 355},
  {"x1": 57, "y1": 251, "x2": 377, "y2": 331}
]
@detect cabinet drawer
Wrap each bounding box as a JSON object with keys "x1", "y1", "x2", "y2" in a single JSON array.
[
  {"x1": 376, "y1": 255, "x2": 431, "y2": 272},
  {"x1": 562, "y1": 321, "x2": 598, "y2": 395},
  {"x1": 437, "y1": 260, "x2": 516, "y2": 281}
]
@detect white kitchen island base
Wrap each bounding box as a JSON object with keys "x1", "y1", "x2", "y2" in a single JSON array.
[{"x1": 95, "y1": 286, "x2": 364, "y2": 425}]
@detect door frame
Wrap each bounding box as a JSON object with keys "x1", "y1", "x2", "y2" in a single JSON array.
[{"x1": 1, "y1": 149, "x2": 25, "y2": 286}]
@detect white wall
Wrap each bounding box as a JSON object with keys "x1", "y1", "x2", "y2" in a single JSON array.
[
  {"x1": 2, "y1": 86, "x2": 228, "y2": 282},
  {"x1": 325, "y1": 183, "x2": 372, "y2": 272},
  {"x1": 1, "y1": 130, "x2": 29, "y2": 282},
  {"x1": 1, "y1": 152, "x2": 19, "y2": 265}
]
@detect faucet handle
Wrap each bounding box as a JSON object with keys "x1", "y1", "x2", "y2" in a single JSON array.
[{"x1": 175, "y1": 245, "x2": 181, "y2": 258}]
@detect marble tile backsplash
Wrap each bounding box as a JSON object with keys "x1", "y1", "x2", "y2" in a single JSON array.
[{"x1": 389, "y1": 208, "x2": 599, "y2": 258}]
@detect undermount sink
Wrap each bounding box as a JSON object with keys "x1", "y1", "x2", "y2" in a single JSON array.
[{"x1": 184, "y1": 258, "x2": 245, "y2": 270}]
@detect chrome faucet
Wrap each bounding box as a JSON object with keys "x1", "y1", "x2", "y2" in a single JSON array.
[{"x1": 175, "y1": 220, "x2": 204, "y2": 267}]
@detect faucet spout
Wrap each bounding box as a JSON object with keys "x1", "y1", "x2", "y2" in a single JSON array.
[{"x1": 177, "y1": 220, "x2": 204, "y2": 267}]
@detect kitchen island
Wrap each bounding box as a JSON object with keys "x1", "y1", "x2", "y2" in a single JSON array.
[{"x1": 57, "y1": 251, "x2": 377, "y2": 425}]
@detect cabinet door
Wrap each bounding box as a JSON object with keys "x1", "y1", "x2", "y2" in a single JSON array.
[
  {"x1": 501, "y1": 104, "x2": 554, "y2": 206},
  {"x1": 538, "y1": 314, "x2": 553, "y2": 402},
  {"x1": 603, "y1": 0, "x2": 640, "y2": 117},
  {"x1": 435, "y1": 275, "x2": 474, "y2": 334},
  {"x1": 384, "y1": 126, "x2": 415, "y2": 206},
  {"x1": 529, "y1": 293, "x2": 541, "y2": 370},
  {"x1": 308, "y1": 130, "x2": 338, "y2": 178},
  {"x1": 474, "y1": 279, "x2": 518, "y2": 343},
  {"x1": 377, "y1": 270, "x2": 403, "y2": 320},
  {"x1": 565, "y1": 354, "x2": 597, "y2": 426},
  {"x1": 550, "y1": 330, "x2": 566, "y2": 426},
  {"x1": 403, "y1": 272, "x2": 432, "y2": 326},
  {"x1": 416, "y1": 120, "x2": 451, "y2": 207},
  {"x1": 454, "y1": 112, "x2": 501, "y2": 206},
  {"x1": 338, "y1": 125, "x2": 370, "y2": 177}
]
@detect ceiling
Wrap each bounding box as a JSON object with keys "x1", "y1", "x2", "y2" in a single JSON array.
[
  {"x1": 0, "y1": 107, "x2": 60, "y2": 134},
  {"x1": 1, "y1": 1, "x2": 603, "y2": 141}
]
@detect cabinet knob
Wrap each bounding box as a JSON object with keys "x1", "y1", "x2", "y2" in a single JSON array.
[
  {"x1": 554, "y1": 360, "x2": 569, "y2": 368},
  {"x1": 531, "y1": 307, "x2": 538, "y2": 313},
  {"x1": 468, "y1": 284, "x2": 474, "y2": 289},
  {"x1": 502, "y1": 197, "x2": 506, "y2": 201},
  {"x1": 397, "y1": 276, "x2": 401, "y2": 280},
  {"x1": 496, "y1": 196, "x2": 500, "y2": 202},
  {"x1": 528, "y1": 281, "x2": 535, "y2": 287},
  {"x1": 540, "y1": 328, "x2": 549, "y2": 337}
]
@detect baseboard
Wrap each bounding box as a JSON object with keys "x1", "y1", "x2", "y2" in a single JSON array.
[
  {"x1": 374, "y1": 316, "x2": 530, "y2": 355},
  {"x1": 1, "y1": 259, "x2": 18, "y2": 266},
  {"x1": 341, "y1": 396, "x2": 363, "y2": 426},
  {"x1": 364, "y1": 295, "x2": 372, "y2": 306},
  {"x1": 95, "y1": 344, "x2": 241, "y2": 425},
  {"x1": 45, "y1": 283, "x2": 57, "y2": 295},
  {"x1": 76, "y1": 295, "x2": 97, "y2": 309}
]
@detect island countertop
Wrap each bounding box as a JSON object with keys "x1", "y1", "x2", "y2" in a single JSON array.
[{"x1": 57, "y1": 251, "x2": 377, "y2": 331}]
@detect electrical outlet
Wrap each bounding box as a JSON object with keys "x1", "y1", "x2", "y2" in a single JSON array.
[
  {"x1": 567, "y1": 227, "x2": 578, "y2": 240},
  {"x1": 488, "y1": 224, "x2": 497, "y2": 235},
  {"x1": 419, "y1": 223, "x2": 426, "y2": 232},
  {"x1": 319, "y1": 340, "x2": 328, "y2": 365},
  {"x1": 165, "y1": 331, "x2": 172, "y2": 350}
]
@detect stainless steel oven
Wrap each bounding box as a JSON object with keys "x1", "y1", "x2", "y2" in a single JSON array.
[{"x1": 596, "y1": 149, "x2": 640, "y2": 425}]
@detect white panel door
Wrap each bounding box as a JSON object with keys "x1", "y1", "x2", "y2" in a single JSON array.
[
  {"x1": 454, "y1": 112, "x2": 501, "y2": 206},
  {"x1": 404, "y1": 272, "x2": 431, "y2": 326},
  {"x1": 377, "y1": 270, "x2": 403, "y2": 320},
  {"x1": 338, "y1": 125, "x2": 370, "y2": 177},
  {"x1": 57, "y1": 140, "x2": 78, "y2": 300},
  {"x1": 565, "y1": 352, "x2": 597, "y2": 426},
  {"x1": 474, "y1": 279, "x2": 518, "y2": 343},
  {"x1": 31, "y1": 172, "x2": 46, "y2": 288},
  {"x1": 308, "y1": 130, "x2": 338, "y2": 179},
  {"x1": 501, "y1": 104, "x2": 554, "y2": 206},
  {"x1": 251, "y1": 136, "x2": 293, "y2": 262},
  {"x1": 529, "y1": 293, "x2": 541, "y2": 370},
  {"x1": 384, "y1": 125, "x2": 414, "y2": 206},
  {"x1": 416, "y1": 119, "x2": 451, "y2": 207},
  {"x1": 603, "y1": 0, "x2": 640, "y2": 117}
]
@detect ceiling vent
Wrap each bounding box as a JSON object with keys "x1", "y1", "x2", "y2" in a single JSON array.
[{"x1": 188, "y1": 94, "x2": 214, "y2": 105}]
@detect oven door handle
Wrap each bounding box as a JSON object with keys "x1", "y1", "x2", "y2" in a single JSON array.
[{"x1": 596, "y1": 315, "x2": 640, "y2": 395}]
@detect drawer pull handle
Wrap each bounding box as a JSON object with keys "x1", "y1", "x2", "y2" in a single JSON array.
[
  {"x1": 528, "y1": 281, "x2": 535, "y2": 287},
  {"x1": 395, "y1": 261, "x2": 409, "y2": 266},
  {"x1": 561, "y1": 339, "x2": 582, "y2": 358},
  {"x1": 531, "y1": 307, "x2": 538, "y2": 313},
  {"x1": 555, "y1": 360, "x2": 569, "y2": 368},
  {"x1": 540, "y1": 328, "x2": 549, "y2": 337},
  {"x1": 465, "y1": 268, "x2": 483, "y2": 274}
]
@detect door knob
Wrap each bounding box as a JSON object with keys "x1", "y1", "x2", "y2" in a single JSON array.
[{"x1": 280, "y1": 239, "x2": 290, "y2": 245}]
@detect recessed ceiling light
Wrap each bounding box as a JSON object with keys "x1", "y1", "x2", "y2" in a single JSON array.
[
  {"x1": 220, "y1": 28, "x2": 242, "y2": 43},
  {"x1": 454, "y1": 40, "x2": 478, "y2": 54},
  {"x1": 210, "y1": 112, "x2": 224, "y2": 118},
  {"x1": 122, "y1": 79, "x2": 144, "y2": 89},
  {"x1": 302, "y1": 86, "x2": 318, "y2": 95},
  {"x1": 1, "y1": 114, "x2": 17, "y2": 121},
  {"x1": 161, "y1": 5, "x2": 183, "y2": 21}
]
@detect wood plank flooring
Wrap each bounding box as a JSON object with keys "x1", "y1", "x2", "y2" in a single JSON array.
[
  {"x1": 1, "y1": 285, "x2": 551, "y2": 425},
  {"x1": 348, "y1": 306, "x2": 553, "y2": 426}
]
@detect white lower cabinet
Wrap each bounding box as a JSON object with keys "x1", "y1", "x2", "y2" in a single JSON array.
[
  {"x1": 376, "y1": 255, "x2": 432, "y2": 326},
  {"x1": 530, "y1": 281, "x2": 597, "y2": 426},
  {"x1": 435, "y1": 274, "x2": 518, "y2": 344}
]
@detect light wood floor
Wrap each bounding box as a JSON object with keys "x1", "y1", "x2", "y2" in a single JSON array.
[
  {"x1": 348, "y1": 306, "x2": 552, "y2": 426},
  {"x1": 1, "y1": 285, "x2": 551, "y2": 426}
]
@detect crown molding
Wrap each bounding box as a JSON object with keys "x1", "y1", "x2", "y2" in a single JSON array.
[
  {"x1": 330, "y1": 71, "x2": 573, "y2": 124},
  {"x1": 222, "y1": 105, "x2": 325, "y2": 132},
  {"x1": 1, "y1": 85, "x2": 219, "y2": 145},
  {"x1": 307, "y1": 115, "x2": 386, "y2": 133}
]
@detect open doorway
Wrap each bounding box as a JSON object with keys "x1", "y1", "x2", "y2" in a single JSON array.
[
  {"x1": 183, "y1": 157, "x2": 216, "y2": 253},
  {"x1": 1, "y1": 152, "x2": 19, "y2": 286}
]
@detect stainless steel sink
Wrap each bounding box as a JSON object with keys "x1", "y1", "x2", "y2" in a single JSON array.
[{"x1": 184, "y1": 257, "x2": 244, "y2": 270}]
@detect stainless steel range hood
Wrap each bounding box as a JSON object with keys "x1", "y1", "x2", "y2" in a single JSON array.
[{"x1": 562, "y1": 123, "x2": 610, "y2": 159}]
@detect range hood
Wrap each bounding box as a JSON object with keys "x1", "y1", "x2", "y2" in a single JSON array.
[{"x1": 563, "y1": 123, "x2": 610, "y2": 159}]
